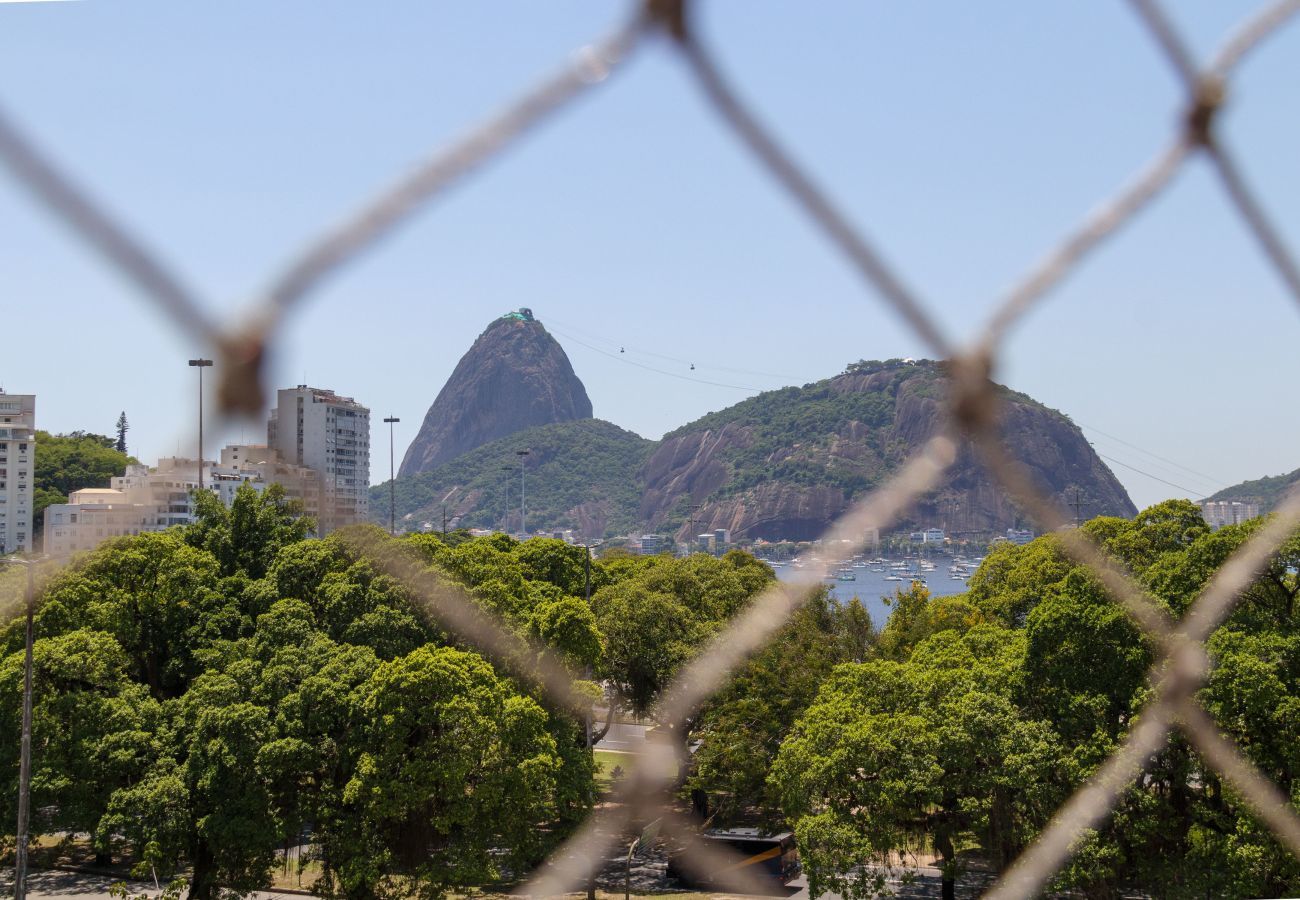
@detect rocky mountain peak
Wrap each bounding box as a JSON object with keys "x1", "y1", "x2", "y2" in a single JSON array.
[{"x1": 398, "y1": 310, "x2": 592, "y2": 476}]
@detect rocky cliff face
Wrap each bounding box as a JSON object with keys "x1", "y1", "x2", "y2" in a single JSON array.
[
  {"x1": 639, "y1": 361, "x2": 1137, "y2": 541},
  {"x1": 399, "y1": 310, "x2": 593, "y2": 476}
]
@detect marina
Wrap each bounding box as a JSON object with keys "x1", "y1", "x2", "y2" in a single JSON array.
[{"x1": 769, "y1": 554, "x2": 980, "y2": 629}]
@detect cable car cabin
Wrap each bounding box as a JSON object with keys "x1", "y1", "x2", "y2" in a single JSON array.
[{"x1": 667, "y1": 829, "x2": 798, "y2": 893}]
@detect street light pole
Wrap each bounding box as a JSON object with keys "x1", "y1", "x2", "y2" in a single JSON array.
[
  {"x1": 501, "y1": 465, "x2": 513, "y2": 534},
  {"x1": 7, "y1": 557, "x2": 41, "y2": 900},
  {"x1": 187, "y1": 358, "x2": 213, "y2": 491},
  {"x1": 516, "y1": 449, "x2": 530, "y2": 537},
  {"x1": 382, "y1": 417, "x2": 400, "y2": 535}
]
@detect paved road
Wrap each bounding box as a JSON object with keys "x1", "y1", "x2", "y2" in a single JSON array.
[
  {"x1": 787, "y1": 868, "x2": 995, "y2": 899},
  {"x1": 595, "y1": 721, "x2": 649, "y2": 751},
  {"x1": 0, "y1": 868, "x2": 314, "y2": 899},
  {"x1": 5, "y1": 860, "x2": 991, "y2": 899}
]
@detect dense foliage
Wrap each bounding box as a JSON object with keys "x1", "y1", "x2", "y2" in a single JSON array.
[
  {"x1": 371, "y1": 418, "x2": 652, "y2": 538},
  {"x1": 0, "y1": 485, "x2": 769, "y2": 899},
  {"x1": 32, "y1": 430, "x2": 136, "y2": 543}
]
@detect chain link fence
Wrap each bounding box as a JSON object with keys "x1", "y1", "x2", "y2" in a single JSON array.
[{"x1": 4, "y1": 0, "x2": 1300, "y2": 895}]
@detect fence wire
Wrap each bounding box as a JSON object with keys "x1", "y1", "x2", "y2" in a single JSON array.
[{"x1": 4, "y1": 0, "x2": 1300, "y2": 896}]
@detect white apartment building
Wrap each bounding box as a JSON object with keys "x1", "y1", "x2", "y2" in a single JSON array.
[
  {"x1": 1006, "y1": 528, "x2": 1035, "y2": 545},
  {"x1": 267, "y1": 386, "x2": 370, "y2": 535},
  {"x1": 0, "y1": 392, "x2": 35, "y2": 555},
  {"x1": 218, "y1": 444, "x2": 322, "y2": 524},
  {"x1": 44, "y1": 447, "x2": 324, "y2": 557},
  {"x1": 1200, "y1": 499, "x2": 1261, "y2": 529},
  {"x1": 44, "y1": 457, "x2": 210, "y2": 556}
]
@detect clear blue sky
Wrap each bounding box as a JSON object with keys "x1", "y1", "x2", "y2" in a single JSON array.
[{"x1": 2, "y1": 1, "x2": 1298, "y2": 510}]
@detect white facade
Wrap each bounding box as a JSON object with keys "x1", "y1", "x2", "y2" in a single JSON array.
[
  {"x1": 44, "y1": 457, "x2": 209, "y2": 556},
  {"x1": 268, "y1": 386, "x2": 370, "y2": 535},
  {"x1": 638, "y1": 534, "x2": 664, "y2": 555},
  {"x1": 1006, "y1": 528, "x2": 1034, "y2": 545},
  {"x1": 218, "y1": 444, "x2": 322, "y2": 525},
  {"x1": 922, "y1": 527, "x2": 946, "y2": 544},
  {"x1": 1200, "y1": 499, "x2": 1261, "y2": 529},
  {"x1": 0, "y1": 392, "x2": 35, "y2": 554},
  {"x1": 44, "y1": 447, "x2": 324, "y2": 558}
]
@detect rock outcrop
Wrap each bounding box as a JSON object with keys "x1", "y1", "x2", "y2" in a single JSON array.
[
  {"x1": 399, "y1": 309, "x2": 592, "y2": 476},
  {"x1": 639, "y1": 360, "x2": 1137, "y2": 541}
]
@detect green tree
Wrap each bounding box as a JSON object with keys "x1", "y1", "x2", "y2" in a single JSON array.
[
  {"x1": 689, "y1": 588, "x2": 871, "y2": 824},
  {"x1": 771, "y1": 626, "x2": 1062, "y2": 900},
  {"x1": 173, "y1": 674, "x2": 279, "y2": 899},
  {"x1": 31, "y1": 430, "x2": 134, "y2": 544},
  {"x1": 116, "y1": 412, "x2": 129, "y2": 454},
  {"x1": 30, "y1": 531, "x2": 233, "y2": 698},
  {"x1": 593, "y1": 582, "x2": 698, "y2": 718},
  {"x1": 1, "y1": 524, "x2": 787, "y2": 899},
  {"x1": 328, "y1": 646, "x2": 563, "y2": 898},
  {"x1": 0, "y1": 629, "x2": 161, "y2": 865},
  {"x1": 186, "y1": 482, "x2": 312, "y2": 580}
]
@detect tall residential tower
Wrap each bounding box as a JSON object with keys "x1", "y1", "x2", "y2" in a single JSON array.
[
  {"x1": 0, "y1": 392, "x2": 35, "y2": 554},
  {"x1": 268, "y1": 385, "x2": 370, "y2": 534}
]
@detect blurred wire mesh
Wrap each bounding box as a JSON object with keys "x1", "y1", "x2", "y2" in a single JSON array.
[{"x1": 4, "y1": 0, "x2": 1300, "y2": 895}]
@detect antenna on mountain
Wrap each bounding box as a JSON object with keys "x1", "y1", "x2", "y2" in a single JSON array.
[{"x1": 1071, "y1": 489, "x2": 1083, "y2": 526}]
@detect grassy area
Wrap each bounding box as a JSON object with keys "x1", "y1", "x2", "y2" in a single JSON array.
[
  {"x1": 268, "y1": 857, "x2": 323, "y2": 891},
  {"x1": 593, "y1": 748, "x2": 680, "y2": 795},
  {"x1": 594, "y1": 748, "x2": 635, "y2": 793}
]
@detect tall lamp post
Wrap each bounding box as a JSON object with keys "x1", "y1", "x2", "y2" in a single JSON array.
[
  {"x1": 382, "y1": 416, "x2": 400, "y2": 535},
  {"x1": 516, "y1": 449, "x2": 530, "y2": 538},
  {"x1": 5, "y1": 555, "x2": 44, "y2": 900},
  {"x1": 187, "y1": 358, "x2": 213, "y2": 490},
  {"x1": 500, "y1": 465, "x2": 514, "y2": 534}
]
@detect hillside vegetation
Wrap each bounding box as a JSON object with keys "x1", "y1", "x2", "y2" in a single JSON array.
[
  {"x1": 642, "y1": 359, "x2": 1134, "y2": 540},
  {"x1": 376, "y1": 418, "x2": 653, "y2": 536},
  {"x1": 1206, "y1": 467, "x2": 1300, "y2": 511}
]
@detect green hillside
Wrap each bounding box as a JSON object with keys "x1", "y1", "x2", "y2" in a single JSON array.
[
  {"x1": 660, "y1": 359, "x2": 1050, "y2": 498},
  {"x1": 1205, "y1": 467, "x2": 1300, "y2": 511},
  {"x1": 372, "y1": 418, "x2": 652, "y2": 536}
]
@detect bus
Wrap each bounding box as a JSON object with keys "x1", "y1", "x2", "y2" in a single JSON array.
[{"x1": 667, "y1": 828, "x2": 799, "y2": 893}]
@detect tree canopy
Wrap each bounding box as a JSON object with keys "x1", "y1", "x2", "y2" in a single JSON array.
[
  {"x1": 765, "y1": 500, "x2": 1300, "y2": 898},
  {"x1": 0, "y1": 498, "x2": 771, "y2": 898},
  {"x1": 5, "y1": 495, "x2": 1300, "y2": 898},
  {"x1": 32, "y1": 429, "x2": 135, "y2": 545}
]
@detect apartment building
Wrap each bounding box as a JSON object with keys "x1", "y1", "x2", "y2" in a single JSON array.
[
  {"x1": 268, "y1": 386, "x2": 370, "y2": 534},
  {"x1": 218, "y1": 443, "x2": 322, "y2": 524},
  {"x1": 1200, "y1": 499, "x2": 1261, "y2": 529},
  {"x1": 44, "y1": 457, "x2": 209, "y2": 555},
  {"x1": 0, "y1": 392, "x2": 35, "y2": 554},
  {"x1": 1005, "y1": 528, "x2": 1035, "y2": 545},
  {"x1": 44, "y1": 447, "x2": 325, "y2": 557}
]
